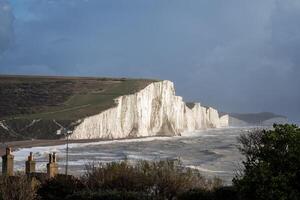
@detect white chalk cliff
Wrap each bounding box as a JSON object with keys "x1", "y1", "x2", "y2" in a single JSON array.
[{"x1": 70, "y1": 80, "x2": 228, "y2": 139}]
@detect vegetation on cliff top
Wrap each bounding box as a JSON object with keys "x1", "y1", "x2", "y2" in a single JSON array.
[
  {"x1": 0, "y1": 75, "x2": 157, "y2": 120},
  {"x1": 0, "y1": 75, "x2": 157, "y2": 141}
]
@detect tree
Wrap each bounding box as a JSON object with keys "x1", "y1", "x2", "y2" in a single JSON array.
[{"x1": 233, "y1": 124, "x2": 300, "y2": 200}]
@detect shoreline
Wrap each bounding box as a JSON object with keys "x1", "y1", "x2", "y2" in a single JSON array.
[
  {"x1": 0, "y1": 126, "x2": 260, "y2": 156},
  {"x1": 0, "y1": 138, "x2": 105, "y2": 155},
  {"x1": 0, "y1": 135, "x2": 174, "y2": 156}
]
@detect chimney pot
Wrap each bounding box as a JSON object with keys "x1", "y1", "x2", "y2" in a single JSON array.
[
  {"x1": 47, "y1": 152, "x2": 58, "y2": 178},
  {"x1": 49, "y1": 153, "x2": 52, "y2": 163},
  {"x1": 52, "y1": 152, "x2": 56, "y2": 162},
  {"x1": 28, "y1": 152, "x2": 33, "y2": 161},
  {"x1": 25, "y1": 152, "x2": 36, "y2": 175},
  {"x1": 2, "y1": 147, "x2": 14, "y2": 176},
  {"x1": 6, "y1": 147, "x2": 11, "y2": 155}
]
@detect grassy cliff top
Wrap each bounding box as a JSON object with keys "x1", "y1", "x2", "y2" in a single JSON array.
[{"x1": 0, "y1": 75, "x2": 158, "y2": 121}]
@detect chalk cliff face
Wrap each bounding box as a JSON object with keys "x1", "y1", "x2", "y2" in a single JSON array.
[
  {"x1": 70, "y1": 81, "x2": 228, "y2": 139},
  {"x1": 220, "y1": 115, "x2": 229, "y2": 128}
]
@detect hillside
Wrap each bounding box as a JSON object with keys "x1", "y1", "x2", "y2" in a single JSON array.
[
  {"x1": 0, "y1": 75, "x2": 157, "y2": 141},
  {"x1": 228, "y1": 112, "x2": 288, "y2": 126}
]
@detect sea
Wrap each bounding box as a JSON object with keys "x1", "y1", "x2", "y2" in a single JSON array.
[{"x1": 11, "y1": 127, "x2": 262, "y2": 185}]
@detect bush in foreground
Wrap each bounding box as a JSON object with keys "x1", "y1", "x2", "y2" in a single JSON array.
[
  {"x1": 37, "y1": 174, "x2": 85, "y2": 200},
  {"x1": 83, "y1": 160, "x2": 223, "y2": 200},
  {"x1": 36, "y1": 160, "x2": 224, "y2": 199},
  {"x1": 0, "y1": 174, "x2": 38, "y2": 200},
  {"x1": 234, "y1": 124, "x2": 300, "y2": 200},
  {"x1": 177, "y1": 186, "x2": 238, "y2": 200}
]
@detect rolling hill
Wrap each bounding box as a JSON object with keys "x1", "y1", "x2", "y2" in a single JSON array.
[
  {"x1": 0, "y1": 75, "x2": 157, "y2": 141},
  {"x1": 225, "y1": 112, "x2": 288, "y2": 126}
]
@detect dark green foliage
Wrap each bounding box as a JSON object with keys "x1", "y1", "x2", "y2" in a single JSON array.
[
  {"x1": 3, "y1": 119, "x2": 64, "y2": 140},
  {"x1": 213, "y1": 186, "x2": 238, "y2": 200},
  {"x1": 233, "y1": 124, "x2": 300, "y2": 200},
  {"x1": 0, "y1": 80, "x2": 73, "y2": 118},
  {"x1": 37, "y1": 175, "x2": 85, "y2": 200},
  {"x1": 178, "y1": 186, "x2": 238, "y2": 200}
]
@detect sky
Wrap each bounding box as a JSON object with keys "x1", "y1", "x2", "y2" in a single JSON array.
[{"x1": 0, "y1": 0, "x2": 299, "y2": 122}]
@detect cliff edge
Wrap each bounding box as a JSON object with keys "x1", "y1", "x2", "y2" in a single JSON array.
[{"x1": 70, "y1": 80, "x2": 228, "y2": 139}]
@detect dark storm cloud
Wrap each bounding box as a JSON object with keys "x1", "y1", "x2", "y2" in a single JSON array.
[
  {"x1": 0, "y1": 0, "x2": 299, "y2": 122},
  {"x1": 0, "y1": 0, "x2": 14, "y2": 55}
]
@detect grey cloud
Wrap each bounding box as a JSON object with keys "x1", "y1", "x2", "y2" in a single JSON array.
[
  {"x1": 0, "y1": 0, "x2": 14, "y2": 55},
  {"x1": 0, "y1": 0, "x2": 299, "y2": 122}
]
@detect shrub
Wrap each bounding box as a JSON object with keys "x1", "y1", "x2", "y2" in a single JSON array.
[
  {"x1": 83, "y1": 161, "x2": 152, "y2": 192},
  {"x1": 0, "y1": 175, "x2": 38, "y2": 200},
  {"x1": 213, "y1": 186, "x2": 238, "y2": 200},
  {"x1": 141, "y1": 160, "x2": 221, "y2": 199},
  {"x1": 178, "y1": 186, "x2": 238, "y2": 200},
  {"x1": 83, "y1": 160, "x2": 223, "y2": 200},
  {"x1": 2, "y1": 160, "x2": 223, "y2": 200},
  {"x1": 37, "y1": 174, "x2": 85, "y2": 200},
  {"x1": 233, "y1": 124, "x2": 300, "y2": 200}
]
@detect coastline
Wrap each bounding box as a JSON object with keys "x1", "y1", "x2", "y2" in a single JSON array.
[
  {"x1": 0, "y1": 135, "x2": 173, "y2": 156},
  {"x1": 0, "y1": 126, "x2": 262, "y2": 156},
  {"x1": 0, "y1": 139, "x2": 104, "y2": 155},
  {"x1": 0, "y1": 126, "x2": 251, "y2": 156},
  {"x1": 1, "y1": 126, "x2": 266, "y2": 185}
]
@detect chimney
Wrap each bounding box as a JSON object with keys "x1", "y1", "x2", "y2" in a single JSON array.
[
  {"x1": 47, "y1": 152, "x2": 58, "y2": 178},
  {"x1": 2, "y1": 147, "x2": 14, "y2": 176},
  {"x1": 53, "y1": 152, "x2": 56, "y2": 162},
  {"x1": 25, "y1": 152, "x2": 36, "y2": 175}
]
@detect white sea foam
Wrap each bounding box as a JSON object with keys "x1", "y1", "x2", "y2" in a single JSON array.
[
  {"x1": 14, "y1": 136, "x2": 180, "y2": 159},
  {"x1": 13, "y1": 127, "x2": 242, "y2": 162},
  {"x1": 9, "y1": 126, "x2": 255, "y2": 185}
]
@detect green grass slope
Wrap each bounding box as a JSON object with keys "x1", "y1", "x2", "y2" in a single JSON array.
[{"x1": 0, "y1": 75, "x2": 157, "y2": 141}]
